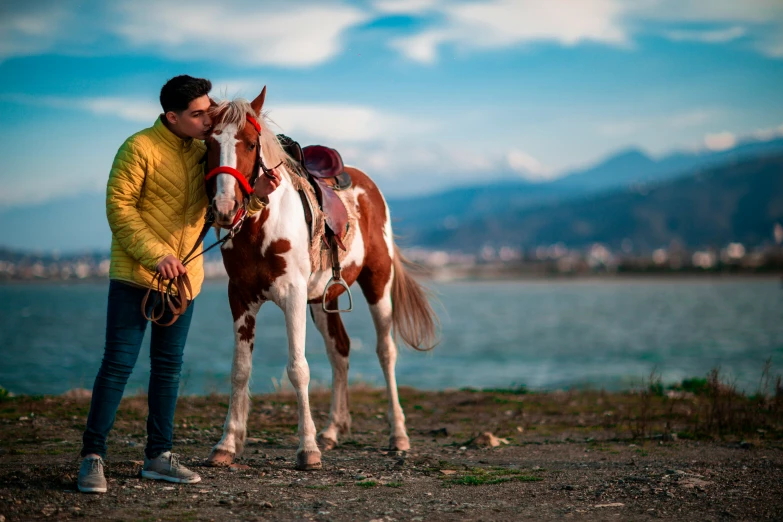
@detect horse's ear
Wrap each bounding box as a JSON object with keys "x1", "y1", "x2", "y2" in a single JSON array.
[{"x1": 250, "y1": 86, "x2": 266, "y2": 116}]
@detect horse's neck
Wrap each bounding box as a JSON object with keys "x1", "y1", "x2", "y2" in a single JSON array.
[{"x1": 260, "y1": 169, "x2": 306, "y2": 236}]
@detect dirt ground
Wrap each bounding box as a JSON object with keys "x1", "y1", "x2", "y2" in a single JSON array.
[{"x1": 1, "y1": 387, "x2": 781, "y2": 521}]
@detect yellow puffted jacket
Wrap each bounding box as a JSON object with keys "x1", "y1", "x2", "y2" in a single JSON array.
[{"x1": 106, "y1": 117, "x2": 208, "y2": 298}]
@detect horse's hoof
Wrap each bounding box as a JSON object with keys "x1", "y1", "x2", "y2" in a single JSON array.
[
  {"x1": 295, "y1": 450, "x2": 322, "y2": 471},
  {"x1": 389, "y1": 436, "x2": 410, "y2": 452},
  {"x1": 206, "y1": 449, "x2": 235, "y2": 467},
  {"x1": 317, "y1": 435, "x2": 338, "y2": 451}
]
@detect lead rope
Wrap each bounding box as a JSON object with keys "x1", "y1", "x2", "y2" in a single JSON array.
[{"x1": 141, "y1": 208, "x2": 245, "y2": 326}]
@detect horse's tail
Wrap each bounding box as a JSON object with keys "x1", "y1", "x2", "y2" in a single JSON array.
[{"x1": 391, "y1": 244, "x2": 439, "y2": 351}]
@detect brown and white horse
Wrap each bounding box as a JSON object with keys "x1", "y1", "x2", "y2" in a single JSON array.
[{"x1": 203, "y1": 88, "x2": 438, "y2": 470}]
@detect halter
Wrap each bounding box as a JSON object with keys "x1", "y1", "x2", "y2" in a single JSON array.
[{"x1": 204, "y1": 114, "x2": 283, "y2": 227}]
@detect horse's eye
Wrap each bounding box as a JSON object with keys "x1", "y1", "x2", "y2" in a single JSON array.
[{"x1": 248, "y1": 142, "x2": 256, "y2": 151}]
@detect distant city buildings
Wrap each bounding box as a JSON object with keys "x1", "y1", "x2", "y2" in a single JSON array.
[{"x1": 2, "y1": 226, "x2": 782, "y2": 282}]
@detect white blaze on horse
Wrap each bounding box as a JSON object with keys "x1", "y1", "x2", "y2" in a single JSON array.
[{"x1": 203, "y1": 87, "x2": 438, "y2": 470}]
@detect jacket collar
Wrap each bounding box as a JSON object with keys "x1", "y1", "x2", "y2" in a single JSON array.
[{"x1": 154, "y1": 115, "x2": 194, "y2": 151}]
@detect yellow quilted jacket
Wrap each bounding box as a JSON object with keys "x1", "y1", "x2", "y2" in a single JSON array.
[{"x1": 106, "y1": 117, "x2": 208, "y2": 297}]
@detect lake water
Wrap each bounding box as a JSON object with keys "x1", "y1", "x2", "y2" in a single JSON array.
[{"x1": 1, "y1": 279, "x2": 781, "y2": 396}]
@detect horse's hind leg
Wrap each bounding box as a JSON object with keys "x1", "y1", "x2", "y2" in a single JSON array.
[
  {"x1": 207, "y1": 286, "x2": 260, "y2": 466},
  {"x1": 358, "y1": 268, "x2": 411, "y2": 451},
  {"x1": 310, "y1": 300, "x2": 351, "y2": 451}
]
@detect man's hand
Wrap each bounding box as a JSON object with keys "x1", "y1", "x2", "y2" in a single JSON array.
[
  {"x1": 254, "y1": 168, "x2": 282, "y2": 198},
  {"x1": 157, "y1": 255, "x2": 187, "y2": 280}
]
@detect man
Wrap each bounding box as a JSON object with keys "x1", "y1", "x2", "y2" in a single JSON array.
[{"x1": 78, "y1": 75, "x2": 281, "y2": 493}]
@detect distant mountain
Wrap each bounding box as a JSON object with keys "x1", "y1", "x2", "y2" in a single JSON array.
[
  {"x1": 388, "y1": 136, "x2": 783, "y2": 240},
  {"x1": 0, "y1": 190, "x2": 110, "y2": 252},
  {"x1": 3, "y1": 137, "x2": 783, "y2": 253},
  {"x1": 553, "y1": 137, "x2": 783, "y2": 191},
  {"x1": 414, "y1": 153, "x2": 783, "y2": 252}
]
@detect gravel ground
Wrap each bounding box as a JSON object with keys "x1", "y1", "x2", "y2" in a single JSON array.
[{"x1": 0, "y1": 388, "x2": 781, "y2": 521}]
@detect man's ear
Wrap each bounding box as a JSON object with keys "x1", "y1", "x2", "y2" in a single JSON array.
[{"x1": 165, "y1": 111, "x2": 179, "y2": 125}]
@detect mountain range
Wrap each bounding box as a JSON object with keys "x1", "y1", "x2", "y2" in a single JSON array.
[{"x1": 2, "y1": 136, "x2": 782, "y2": 253}]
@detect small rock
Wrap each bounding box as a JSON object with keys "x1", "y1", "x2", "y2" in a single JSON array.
[
  {"x1": 739, "y1": 441, "x2": 753, "y2": 450},
  {"x1": 162, "y1": 486, "x2": 175, "y2": 491},
  {"x1": 61, "y1": 388, "x2": 92, "y2": 400},
  {"x1": 229, "y1": 464, "x2": 250, "y2": 471},
  {"x1": 439, "y1": 470, "x2": 457, "y2": 475},
  {"x1": 428, "y1": 428, "x2": 448, "y2": 437},
  {"x1": 353, "y1": 474, "x2": 367, "y2": 480},
  {"x1": 680, "y1": 478, "x2": 712, "y2": 489},
  {"x1": 594, "y1": 503, "x2": 625, "y2": 508},
  {"x1": 263, "y1": 501, "x2": 273, "y2": 508},
  {"x1": 469, "y1": 432, "x2": 501, "y2": 448}
]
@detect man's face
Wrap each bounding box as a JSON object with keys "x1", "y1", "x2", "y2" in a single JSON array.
[{"x1": 166, "y1": 95, "x2": 212, "y2": 140}]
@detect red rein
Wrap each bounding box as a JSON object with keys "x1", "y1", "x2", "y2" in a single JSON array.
[{"x1": 204, "y1": 114, "x2": 263, "y2": 197}]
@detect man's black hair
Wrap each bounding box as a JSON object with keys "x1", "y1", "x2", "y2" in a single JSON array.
[{"x1": 160, "y1": 75, "x2": 212, "y2": 114}]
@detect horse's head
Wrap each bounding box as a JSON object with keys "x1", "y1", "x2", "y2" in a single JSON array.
[{"x1": 205, "y1": 86, "x2": 282, "y2": 228}]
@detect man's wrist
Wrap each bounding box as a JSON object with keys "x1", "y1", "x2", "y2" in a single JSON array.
[{"x1": 246, "y1": 194, "x2": 269, "y2": 216}]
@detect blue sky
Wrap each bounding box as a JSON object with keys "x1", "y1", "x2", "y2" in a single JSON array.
[{"x1": 1, "y1": 0, "x2": 783, "y2": 207}]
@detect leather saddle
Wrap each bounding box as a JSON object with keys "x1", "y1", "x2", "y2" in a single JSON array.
[{"x1": 277, "y1": 135, "x2": 352, "y2": 250}]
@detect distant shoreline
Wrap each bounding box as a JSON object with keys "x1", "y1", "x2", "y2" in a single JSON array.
[{"x1": 1, "y1": 272, "x2": 782, "y2": 286}]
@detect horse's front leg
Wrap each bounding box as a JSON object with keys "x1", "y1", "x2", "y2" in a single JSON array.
[
  {"x1": 283, "y1": 284, "x2": 322, "y2": 470},
  {"x1": 207, "y1": 285, "x2": 261, "y2": 466}
]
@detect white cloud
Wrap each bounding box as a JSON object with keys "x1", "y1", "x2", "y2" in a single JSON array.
[
  {"x1": 752, "y1": 123, "x2": 783, "y2": 141},
  {"x1": 112, "y1": 0, "x2": 367, "y2": 67},
  {"x1": 374, "y1": 0, "x2": 441, "y2": 15},
  {"x1": 267, "y1": 103, "x2": 434, "y2": 142},
  {"x1": 597, "y1": 109, "x2": 718, "y2": 137},
  {"x1": 2, "y1": 93, "x2": 159, "y2": 122},
  {"x1": 387, "y1": 0, "x2": 783, "y2": 63},
  {"x1": 704, "y1": 131, "x2": 736, "y2": 151},
  {"x1": 506, "y1": 150, "x2": 553, "y2": 181},
  {"x1": 662, "y1": 26, "x2": 746, "y2": 44},
  {"x1": 0, "y1": 4, "x2": 74, "y2": 60},
  {"x1": 391, "y1": 30, "x2": 450, "y2": 64},
  {"x1": 0, "y1": 1, "x2": 367, "y2": 68},
  {"x1": 391, "y1": 0, "x2": 627, "y2": 63}
]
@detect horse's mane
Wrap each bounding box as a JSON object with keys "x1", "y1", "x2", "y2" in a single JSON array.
[{"x1": 210, "y1": 98, "x2": 292, "y2": 176}]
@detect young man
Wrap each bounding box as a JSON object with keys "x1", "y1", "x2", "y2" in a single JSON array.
[{"x1": 78, "y1": 75, "x2": 281, "y2": 493}]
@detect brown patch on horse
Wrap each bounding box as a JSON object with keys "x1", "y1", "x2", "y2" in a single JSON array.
[
  {"x1": 223, "y1": 208, "x2": 292, "y2": 329},
  {"x1": 237, "y1": 315, "x2": 256, "y2": 345},
  {"x1": 347, "y1": 167, "x2": 438, "y2": 350},
  {"x1": 324, "y1": 299, "x2": 351, "y2": 357},
  {"x1": 347, "y1": 167, "x2": 392, "y2": 305}
]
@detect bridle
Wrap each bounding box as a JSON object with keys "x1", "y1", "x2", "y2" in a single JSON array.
[
  {"x1": 142, "y1": 112, "x2": 282, "y2": 326},
  {"x1": 204, "y1": 114, "x2": 282, "y2": 228}
]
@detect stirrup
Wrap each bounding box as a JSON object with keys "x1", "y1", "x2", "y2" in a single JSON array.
[{"x1": 321, "y1": 277, "x2": 353, "y2": 313}]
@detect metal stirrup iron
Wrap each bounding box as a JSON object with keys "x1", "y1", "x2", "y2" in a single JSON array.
[{"x1": 322, "y1": 234, "x2": 353, "y2": 313}]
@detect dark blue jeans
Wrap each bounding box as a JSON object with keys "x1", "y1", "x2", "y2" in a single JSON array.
[{"x1": 82, "y1": 280, "x2": 195, "y2": 460}]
